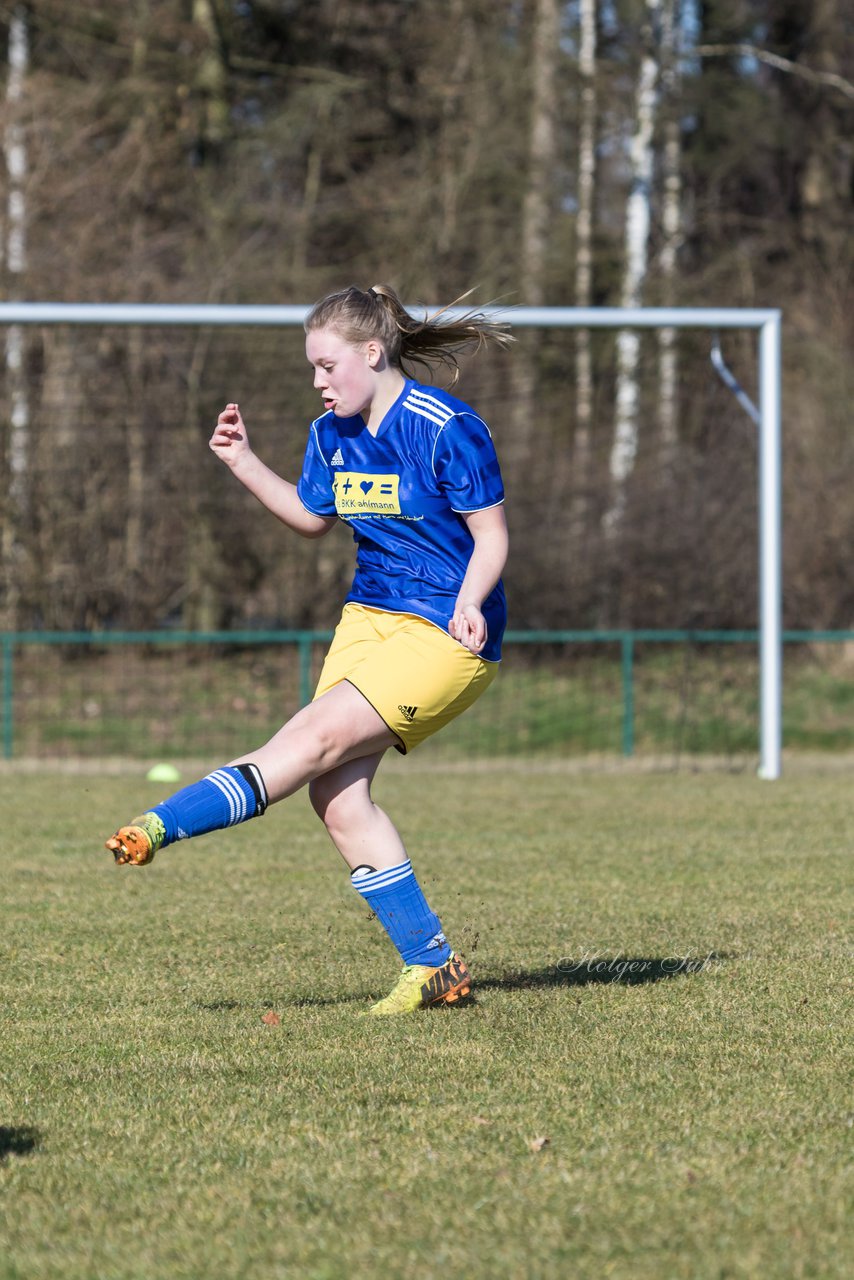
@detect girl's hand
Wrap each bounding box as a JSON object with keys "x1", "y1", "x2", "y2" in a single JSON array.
[
  {"x1": 209, "y1": 403, "x2": 252, "y2": 469},
  {"x1": 449, "y1": 603, "x2": 488, "y2": 654}
]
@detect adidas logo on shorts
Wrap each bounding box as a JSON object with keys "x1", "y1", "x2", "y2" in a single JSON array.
[{"x1": 398, "y1": 705, "x2": 418, "y2": 722}]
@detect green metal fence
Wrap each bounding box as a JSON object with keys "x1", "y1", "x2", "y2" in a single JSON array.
[{"x1": 2, "y1": 629, "x2": 853, "y2": 765}]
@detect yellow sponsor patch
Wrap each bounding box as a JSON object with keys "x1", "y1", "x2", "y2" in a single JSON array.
[{"x1": 333, "y1": 471, "x2": 401, "y2": 515}]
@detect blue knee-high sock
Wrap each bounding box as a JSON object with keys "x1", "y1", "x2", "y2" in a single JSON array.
[
  {"x1": 351, "y1": 860, "x2": 452, "y2": 967},
  {"x1": 151, "y1": 763, "x2": 267, "y2": 847}
]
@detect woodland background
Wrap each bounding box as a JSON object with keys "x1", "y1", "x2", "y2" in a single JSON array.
[{"x1": 0, "y1": 0, "x2": 851, "y2": 634}]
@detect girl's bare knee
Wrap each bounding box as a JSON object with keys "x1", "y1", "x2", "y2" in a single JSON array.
[
  {"x1": 275, "y1": 718, "x2": 341, "y2": 778},
  {"x1": 310, "y1": 777, "x2": 370, "y2": 842}
]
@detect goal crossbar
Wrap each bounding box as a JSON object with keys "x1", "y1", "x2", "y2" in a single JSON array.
[{"x1": 0, "y1": 302, "x2": 782, "y2": 779}]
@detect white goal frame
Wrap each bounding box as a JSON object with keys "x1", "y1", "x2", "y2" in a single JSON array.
[{"x1": 0, "y1": 302, "x2": 783, "y2": 779}]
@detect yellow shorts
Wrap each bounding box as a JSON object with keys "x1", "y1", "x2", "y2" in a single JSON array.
[{"x1": 313, "y1": 603, "x2": 498, "y2": 753}]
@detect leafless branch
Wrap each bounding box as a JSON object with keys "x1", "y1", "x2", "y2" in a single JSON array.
[{"x1": 693, "y1": 43, "x2": 854, "y2": 101}]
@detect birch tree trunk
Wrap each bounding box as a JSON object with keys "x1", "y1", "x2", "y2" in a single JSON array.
[
  {"x1": 2, "y1": 5, "x2": 29, "y2": 628},
  {"x1": 657, "y1": 0, "x2": 682, "y2": 462},
  {"x1": 572, "y1": 0, "x2": 597, "y2": 529},
  {"x1": 605, "y1": 0, "x2": 661, "y2": 530}
]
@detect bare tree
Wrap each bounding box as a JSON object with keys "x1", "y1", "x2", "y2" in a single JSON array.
[
  {"x1": 520, "y1": 0, "x2": 559, "y2": 308},
  {"x1": 191, "y1": 0, "x2": 229, "y2": 162},
  {"x1": 657, "y1": 0, "x2": 683, "y2": 460},
  {"x1": 511, "y1": 0, "x2": 560, "y2": 462},
  {"x1": 605, "y1": 0, "x2": 662, "y2": 531},
  {"x1": 1, "y1": 4, "x2": 29, "y2": 628},
  {"x1": 572, "y1": 0, "x2": 597, "y2": 528},
  {"x1": 693, "y1": 40, "x2": 854, "y2": 103},
  {"x1": 435, "y1": 0, "x2": 480, "y2": 265}
]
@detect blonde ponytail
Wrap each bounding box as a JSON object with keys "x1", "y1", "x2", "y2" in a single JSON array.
[{"x1": 305, "y1": 284, "x2": 512, "y2": 384}]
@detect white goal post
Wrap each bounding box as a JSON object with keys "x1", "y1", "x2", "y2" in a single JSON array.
[{"x1": 0, "y1": 302, "x2": 783, "y2": 779}]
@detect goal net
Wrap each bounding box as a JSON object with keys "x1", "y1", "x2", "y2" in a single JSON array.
[{"x1": 0, "y1": 304, "x2": 784, "y2": 773}]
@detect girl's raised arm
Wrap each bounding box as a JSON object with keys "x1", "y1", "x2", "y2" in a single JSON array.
[{"x1": 210, "y1": 403, "x2": 336, "y2": 540}]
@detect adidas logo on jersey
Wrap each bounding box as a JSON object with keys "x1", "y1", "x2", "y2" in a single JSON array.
[
  {"x1": 330, "y1": 448, "x2": 344, "y2": 466},
  {"x1": 398, "y1": 705, "x2": 418, "y2": 722}
]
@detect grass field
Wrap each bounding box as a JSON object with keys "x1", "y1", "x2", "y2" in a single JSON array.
[{"x1": 0, "y1": 764, "x2": 851, "y2": 1279}]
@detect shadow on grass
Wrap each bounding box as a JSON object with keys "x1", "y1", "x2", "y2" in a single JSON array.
[
  {"x1": 476, "y1": 952, "x2": 729, "y2": 992},
  {"x1": 194, "y1": 953, "x2": 728, "y2": 1012},
  {"x1": 0, "y1": 1126, "x2": 41, "y2": 1161}
]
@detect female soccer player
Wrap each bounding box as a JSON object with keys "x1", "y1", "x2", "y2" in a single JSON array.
[{"x1": 105, "y1": 284, "x2": 510, "y2": 1015}]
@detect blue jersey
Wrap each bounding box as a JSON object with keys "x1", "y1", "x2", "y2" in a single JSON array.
[{"x1": 297, "y1": 379, "x2": 506, "y2": 662}]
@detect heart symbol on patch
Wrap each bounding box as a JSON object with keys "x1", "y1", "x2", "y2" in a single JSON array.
[{"x1": 360, "y1": 480, "x2": 374, "y2": 493}]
